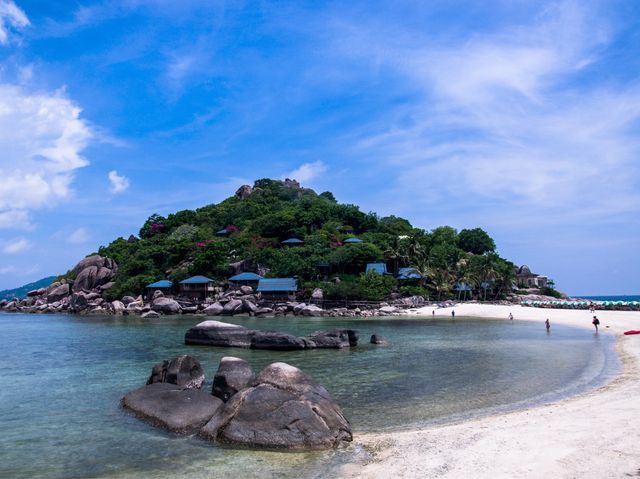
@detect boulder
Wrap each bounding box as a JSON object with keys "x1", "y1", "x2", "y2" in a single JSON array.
[
  {"x1": 239, "y1": 285, "x2": 253, "y2": 295},
  {"x1": 72, "y1": 255, "x2": 116, "y2": 275},
  {"x1": 370, "y1": 334, "x2": 390, "y2": 345},
  {"x1": 242, "y1": 299, "x2": 258, "y2": 314},
  {"x1": 235, "y1": 184, "x2": 253, "y2": 199},
  {"x1": 378, "y1": 305, "x2": 400, "y2": 315},
  {"x1": 152, "y1": 290, "x2": 164, "y2": 300},
  {"x1": 111, "y1": 300, "x2": 126, "y2": 314},
  {"x1": 200, "y1": 362, "x2": 352, "y2": 450},
  {"x1": 203, "y1": 302, "x2": 224, "y2": 316},
  {"x1": 141, "y1": 310, "x2": 160, "y2": 319},
  {"x1": 250, "y1": 331, "x2": 308, "y2": 351},
  {"x1": 69, "y1": 292, "x2": 89, "y2": 311},
  {"x1": 212, "y1": 357, "x2": 255, "y2": 402},
  {"x1": 152, "y1": 297, "x2": 182, "y2": 315},
  {"x1": 27, "y1": 288, "x2": 46, "y2": 297},
  {"x1": 181, "y1": 306, "x2": 199, "y2": 314},
  {"x1": 306, "y1": 329, "x2": 355, "y2": 348},
  {"x1": 185, "y1": 320, "x2": 253, "y2": 348},
  {"x1": 255, "y1": 307, "x2": 273, "y2": 316},
  {"x1": 121, "y1": 296, "x2": 136, "y2": 305},
  {"x1": 147, "y1": 355, "x2": 205, "y2": 389},
  {"x1": 47, "y1": 283, "x2": 70, "y2": 303},
  {"x1": 311, "y1": 288, "x2": 323, "y2": 300},
  {"x1": 301, "y1": 305, "x2": 324, "y2": 317},
  {"x1": 122, "y1": 383, "x2": 223, "y2": 434},
  {"x1": 222, "y1": 299, "x2": 243, "y2": 315}
]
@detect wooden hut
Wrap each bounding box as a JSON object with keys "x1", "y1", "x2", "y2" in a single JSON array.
[
  {"x1": 229, "y1": 272, "x2": 263, "y2": 289},
  {"x1": 179, "y1": 275, "x2": 214, "y2": 300},
  {"x1": 145, "y1": 280, "x2": 173, "y2": 299},
  {"x1": 257, "y1": 278, "x2": 298, "y2": 300}
]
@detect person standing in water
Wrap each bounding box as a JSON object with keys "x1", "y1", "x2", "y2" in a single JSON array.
[
  {"x1": 508, "y1": 312, "x2": 514, "y2": 320},
  {"x1": 592, "y1": 315, "x2": 600, "y2": 332},
  {"x1": 451, "y1": 310, "x2": 455, "y2": 318},
  {"x1": 545, "y1": 318, "x2": 550, "y2": 331}
]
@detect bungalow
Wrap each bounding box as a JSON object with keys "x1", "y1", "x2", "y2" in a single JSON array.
[
  {"x1": 343, "y1": 237, "x2": 363, "y2": 244},
  {"x1": 179, "y1": 275, "x2": 214, "y2": 300},
  {"x1": 281, "y1": 238, "x2": 304, "y2": 246},
  {"x1": 229, "y1": 272, "x2": 263, "y2": 289},
  {"x1": 366, "y1": 263, "x2": 388, "y2": 275},
  {"x1": 145, "y1": 280, "x2": 173, "y2": 299},
  {"x1": 257, "y1": 277, "x2": 298, "y2": 300}
]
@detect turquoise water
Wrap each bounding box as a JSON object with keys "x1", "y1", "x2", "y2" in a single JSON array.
[
  {"x1": 578, "y1": 295, "x2": 640, "y2": 302},
  {"x1": 0, "y1": 313, "x2": 618, "y2": 479}
]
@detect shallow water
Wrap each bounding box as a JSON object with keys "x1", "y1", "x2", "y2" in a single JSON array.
[{"x1": 0, "y1": 313, "x2": 618, "y2": 479}]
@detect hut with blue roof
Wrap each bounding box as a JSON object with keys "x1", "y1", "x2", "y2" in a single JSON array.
[
  {"x1": 257, "y1": 277, "x2": 298, "y2": 300},
  {"x1": 229, "y1": 272, "x2": 263, "y2": 289},
  {"x1": 145, "y1": 279, "x2": 174, "y2": 299},
  {"x1": 179, "y1": 275, "x2": 214, "y2": 300},
  {"x1": 281, "y1": 238, "x2": 304, "y2": 246},
  {"x1": 343, "y1": 237, "x2": 363, "y2": 244}
]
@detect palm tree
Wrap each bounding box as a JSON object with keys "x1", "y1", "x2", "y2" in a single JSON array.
[{"x1": 384, "y1": 237, "x2": 409, "y2": 276}]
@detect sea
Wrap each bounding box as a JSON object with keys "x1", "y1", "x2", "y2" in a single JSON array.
[
  {"x1": 575, "y1": 295, "x2": 640, "y2": 302},
  {"x1": 0, "y1": 313, "x2": 619, "y2": 479}
]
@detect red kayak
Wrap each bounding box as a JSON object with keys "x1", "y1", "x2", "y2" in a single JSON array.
[{"x1": 624, "y1": 330, "x2": 640, "y2": 335}]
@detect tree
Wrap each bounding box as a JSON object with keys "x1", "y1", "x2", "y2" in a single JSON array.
[{"x1": 458, "y1": 228, "x2": 496, "y2": 255}]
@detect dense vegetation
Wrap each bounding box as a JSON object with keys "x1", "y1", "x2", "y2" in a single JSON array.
[
  {"x1": 95, "y1": 179, "x2": 516, "y2": 301},
  {"x1": 0, "y1": 276, "x2": 56, "y2": 301}
]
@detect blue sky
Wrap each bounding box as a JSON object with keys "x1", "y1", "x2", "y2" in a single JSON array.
[{"x1": 0, "y1": 0, "x2": 638, "y2": 295}]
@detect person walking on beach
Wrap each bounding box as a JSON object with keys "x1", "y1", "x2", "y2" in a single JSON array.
[
  {"x1": 545, "y1": 318, "x2": 550, "y2": 332},
  {"x1": 592, "y1": 315, "x2": 600, "y2": 332}
]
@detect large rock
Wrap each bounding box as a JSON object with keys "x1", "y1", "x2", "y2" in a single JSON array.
[
  {"x1": 311, "y1": 288, "x2": 324, "y2": 300},
  {"x1": 47, "y1": 283, "x2": 70, "y2": 303},
  {"x1": 235, "y1": 184, "x2": 253, "y2": 199},
  {"x1": 239, "y1": 285, "x2": 253, "y2": 295},
  {"x1": 222, "y1": 299, "x2": 243, "y2": 315},
  {"x1": 151, "y1": 297, "x2": 182, "y2": 315},
  {"x1": 370, "y1": 334, "x2": 389, "y2": 345},
  {"x1": 212, "y1": 357, "x2": 255, "y2": 402},
  {"x1": 185, "y1": 320, "x2": 254, "y2": 348},
  {"x1": 306, "y1": 329, "x2": 355, "y2": 348},
  {"x1": 203, "y1": 302, "x2": 224, "y2": 316},
  {"x1": 242, "y1": 299, "x2": 258, "y2": 314},
  {"x1": 250, "y1": 331, "x2": 308, "y2": 351},
  {"x1": 200, "y1": 362, "x2": 352, "y2": 450},
  {"x1": 70, "y1": 292, "x2": 89, "y2": 311},
  {"x1": 301, "y1": 305, "x2": 324, "y2": 317},
  {"x1": 122, "y1": 383, "x2": 223, "y2": 434},
  {"x1": 111, "y1": 300, "x2": 126, "y2": 314},
  {"x1": 147, "y1": 355, "x2": 205, "y2": 389}
]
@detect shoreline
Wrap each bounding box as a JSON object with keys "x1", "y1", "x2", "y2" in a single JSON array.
[{"x1": 340, "y1": 304, "x2": 640, "y2": 478}]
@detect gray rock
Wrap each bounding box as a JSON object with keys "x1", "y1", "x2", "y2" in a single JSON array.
[
  {"x1": 212, "y1": 356, "x2": 255, "y2": 402},
  {"x1": 185, "y1": 320, "x2": 254, "y2": 348},
  {"x1": 151, "y1": 297, "x2": 182, "y2": 315},
  {"x1": 181, "y1": 306, "x2": 198, "y2": 314},
  {"x1": 239, "y1": 285, "x2": 253, "y2": 295},
  {"x1": 141, "y1": 310, "x2": 160, "y2": 319},
  {"x1": 306, "y1": 329, "x2": 355, "y2": 348},
  {"x1": 203, "y1": 302, "x2": 224, "y2": 316},
  {"x1": 370, "y1": 334, "x2": 389, "y2": 345},
  {"x1": 311, "y1": 288, "x2": 323, "y2": 300},
  {"x1": 255, "y1": 307, "x2": 273, "y2": 316},
  {"x1": 69, "y1": 292, "x2": 89, "y2": 311},
  {"x1": 47, "y1": 283, "x2": 70, "y2": 303},
  {"x1": 235, "y1": 184, "x2": 253, "y2": 199},
  {"x1": 121, "y1": 296, "x2": 136, "y2": 305},
  {"x1": 27, "y1": 288, "x2": 46, "y2": 297},
  {"x1": 301, "y1": 305, "x2": 324, "y2": 317},
  {"x1": 111, "y1": 300, "x2": 126, "y2": 314},
  {"x1": 147, "y1": 355, "x2": 205, "y2": 389},
  {"x1": 378, "y1": 305, "x2": 400, "y2": 315},
  {"x1": 222, "y1": 299, "x2": 243, "y2": 315},
  {"x1": 122, "y1": 383, "x2": 223, "y2": 434},
  {"x1": 250, "y1": 331, "x2": 308, "y2": 351},
  {"x1": 242, "y1": 299, "x2": 258, "y2": 314},
  {"x1": 152, "y1": 290, "x2": 164, "y2": 300},
  {"x1": 200, "y1": 362, "x2": 351, "y2": 450}
]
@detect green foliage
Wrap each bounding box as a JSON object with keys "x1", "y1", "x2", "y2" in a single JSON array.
[
  {"x1": 539, "y1": 286, "x2": 563, "y2": 298},
  {"x1": 458, "y1": 228, "x2": 496, "y2": 255},
  {"x1": 92, "y1": 178, "x2": 507, "y2": 299}
]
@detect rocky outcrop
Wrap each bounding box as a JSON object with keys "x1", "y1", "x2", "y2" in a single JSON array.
[
  {"x1": 185, "y1": 320, "x2": 359, "y2": 350},
  {"x1": 235, "y1": 184, "x2": 253, "y2": 199},
  {"x1": 212, "y1": 357, "x2": 255, "y2": 402},
  {"x1": 147, "y1": 355, "x2": 205, "y2": 390},
  {"x1": 151, "y1": 297, "x2": 182, "y2": 315},
  {"x1": 46, "y1": 283, "x2": 70, "y2": 303},
  {"x1": 200, "y1": 362, "x2": 352, "y2": 450},
  {"x1": 122, "y1": 383, "x2": 223, "y2": 434},
  {"x1": 72, "y1": 256, "x2": 117, "y2": 293}
]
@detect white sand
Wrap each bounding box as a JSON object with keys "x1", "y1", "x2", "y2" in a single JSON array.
[{"x1": 341, "y1": 304, "x2": 640, "y2": 479}]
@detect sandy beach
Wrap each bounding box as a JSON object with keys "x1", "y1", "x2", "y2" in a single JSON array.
[{"x1": 341, "y1": 304, "x2": 640, "y2": 479}]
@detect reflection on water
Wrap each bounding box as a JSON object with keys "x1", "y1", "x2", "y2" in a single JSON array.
[{"x1": 0, "y1": 313, "x2": 617, "y2": 479}]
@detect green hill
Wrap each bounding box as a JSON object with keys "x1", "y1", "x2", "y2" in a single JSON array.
[
  {"x1": 92, "y1": 178, "x2": 515, "y2": 301},
  {"x1": 0, "y1": 276, "x2": 57, "y2": 301}
]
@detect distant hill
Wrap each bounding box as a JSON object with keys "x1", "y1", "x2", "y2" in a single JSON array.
[{"x1": 0, "y1": 276, "x2": 57, "y2": 301}]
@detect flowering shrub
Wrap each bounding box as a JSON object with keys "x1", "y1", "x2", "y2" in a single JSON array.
[{"x1": 150, "y1": 223, "x2": 165, "y2": 232}]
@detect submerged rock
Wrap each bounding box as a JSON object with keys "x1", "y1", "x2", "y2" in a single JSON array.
[
  {"x1": 200, "y1": 362, "x2": 352, "y2": 450},
  {"x1": 370, "y1": 334, "x2": 390, "y2": 345},
  {"x1": 122, "y1": 383, "x2": 223, "y2": 434}
]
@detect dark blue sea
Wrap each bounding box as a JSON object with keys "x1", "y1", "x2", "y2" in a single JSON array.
[
  {"x1": 576, "y1": 295, "x2": 640, "y2": 302},
  {"x1": 0, "y1": 313, "x2": 619, "y2": 479}
]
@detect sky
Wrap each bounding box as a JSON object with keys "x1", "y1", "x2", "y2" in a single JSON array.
[{"x1": 0, "y1": 0, "x2": 638, "y2": 295}]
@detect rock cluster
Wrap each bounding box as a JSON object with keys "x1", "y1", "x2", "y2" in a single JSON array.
[
  {"x1": 184, "y1": 320, "x2": 358, "y2": 350},
  {"x1": 122, "y1": 355, "x2": 352, "y2": 450}
]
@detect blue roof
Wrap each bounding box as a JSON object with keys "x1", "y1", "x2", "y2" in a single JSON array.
[
  {"x1": 180, "y1": 275, "x2": 214, "y2": 284},
  {"x1": 344, "y1": 237, "x2": 363, "y2": 243},
  {"x1": 229, "y1": 272, "x2": 263, "y2": 281},
  {"x1": 366, "y1": 263, "x2": 387, "y2": 274},
  {"x1": 281, "y1": 238, "x2": 304, "y2": 244},
  {"x1": 257, "y1": 278, "x2": 298, "y2": 292},
  {"x1": 146, "y1": 280, "x2": 173, "y2": 288},
  {"x1": 216, "y1": 228, "x2": 230, "y2": 235},
  {"x1": 455, "y1": 283, "x2": 473, "y2": 291},
  {"x1": 397, "y1": 267, "x2": 422, "y2": 280}
]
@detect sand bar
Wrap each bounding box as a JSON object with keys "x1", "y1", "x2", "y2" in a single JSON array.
[{"x1": 341, "y1": 304, "x2": 640, "y2": 478}]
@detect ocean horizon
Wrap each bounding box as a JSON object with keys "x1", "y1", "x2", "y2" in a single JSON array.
[{"x1": 574, "y1": 295, "x2": 640, "y2": 302}]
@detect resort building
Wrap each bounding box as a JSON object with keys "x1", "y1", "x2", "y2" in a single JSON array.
[
  {"x1": 228, "y1": 272, "x2": 263, "y2": 289},
  {"x1": 145, "y1": 280, "x2": 173, "y2": 299},
  {"x1": 281, "y1": 238, "x2": 304, "y2": 246},
  {"x1": 179, "y1": 275, "x2": 215, "y2": 300},
  {"x1": 257, "y1": 278, "x2": 298, "y2": 300},
  {"x1": 514, "y1": 265, "x2": 548, "y2": 289},
  {"x1": 343, "y1": 237, "x2": 364, "y2": 244},
  {"x1": 366, "y1": 263, "x2": 388, "y2": 275}
]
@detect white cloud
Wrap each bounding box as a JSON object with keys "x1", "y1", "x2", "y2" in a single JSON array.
[
  {"x1": 0, "y1": 265, "x2": 16, "y2": 274},
  {"x1": 285, "y1": 161, "x2": 327, "y2": 183},
  {"x1": 2, "y1": 237, "x2": 30, "y2": 254},
  {"x1": 67, "y1": 227, "x2": 90, "y2": 244},
  {"x1": 0, "y1": 209, "x2": 32, "y2": 230},
  {"x1": 0, "y1": 0, "x2": 29, "y2": 44},
  {"x1": 332, "y1": 1, "x2": 640, "y2": 224},
  {"x1": 0, "y1": 84, "x2": 93, "y2": 228},
  {"x1": 108, "y1": 170, "x2": 130, "y2": 193}
]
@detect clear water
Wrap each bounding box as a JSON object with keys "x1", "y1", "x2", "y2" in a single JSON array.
[{"x1": 0, "y1": 313, "x2": 618, "y2": 479}]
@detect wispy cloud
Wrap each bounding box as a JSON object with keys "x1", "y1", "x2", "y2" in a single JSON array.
[
  {"x1": 2, "y1": 237, "x2": 30, "y2": 254},
  {"x1": 67, "y1": 227, "x2": 91, "y2": 244},
  {"x1": 0, "y1": 0, "x2": 29, "y2": 44},
  {"x1": 0, "y1": 265, "x2": 16, "y2": 274},
  {"x1": 0, "y1": 209, "x2": 33, "y2": 230},
  {"x1": 108, "y1": 170, "x2": 130, "y2": 194},
  {"x1": 286, "y1": 161, "x2": 327, "y2": 183}
]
